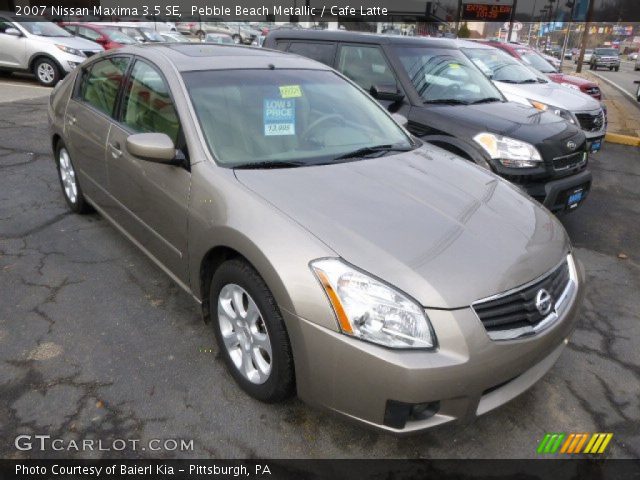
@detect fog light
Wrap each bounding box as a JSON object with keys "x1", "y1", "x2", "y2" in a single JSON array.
[{"x1": 384, "y1": 400, "x2": 440, "y2": 429}]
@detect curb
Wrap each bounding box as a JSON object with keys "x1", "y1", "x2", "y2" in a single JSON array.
[
  {"x1": 588, "y1": 71, "x2": 640, "y2": 107},
  {"x1": 605, "y1": 133, "x2": 640, "y2": 147},
  {"x1": 585, "y1": 71, "x2": 640, "y2": 146}
]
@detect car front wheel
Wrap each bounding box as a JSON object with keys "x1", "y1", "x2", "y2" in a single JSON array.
[
  {"x1": 34, "y1": 58, "x2": 60, "y2": 86},
  {"x1": 210, "y1": 259, "x2": 294, "y2": 403}
]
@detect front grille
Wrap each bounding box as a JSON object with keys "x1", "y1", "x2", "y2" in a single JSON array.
[
  {"x1": 473, "y1": 260, "x2": 571, "y2": 338},
  {"x1": 585, "y1": 87, "x2": 600, "y2": 96},
  {"x1": 553, "y1": 151, "x2": 586, "y2": 172},
  {"x1": 575, "y1": 110, "x2": 605, "y2": 132}
]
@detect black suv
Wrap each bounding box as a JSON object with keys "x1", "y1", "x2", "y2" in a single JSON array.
[{"x1": 265, "y1": 31, "x2": 592, "y2": 214}]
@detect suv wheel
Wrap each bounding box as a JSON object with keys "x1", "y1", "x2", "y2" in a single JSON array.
[
  {"x1": 34, "y1": 58, "x2": 60, "y2": 86},
  {"x1": 210, "y1": 259, "x2": 294, "y2": 403},
  {"x1": 614, "y1": 66, "x2": 619, "y2": 72},
  {"x1": 55, "y1": 141, "x2": 91, "y2": 213}
]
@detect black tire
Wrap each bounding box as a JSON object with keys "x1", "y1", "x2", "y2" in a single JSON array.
[
  {"x1": 589, "y1": 63, "x2": 594, "y2": 70},
  {"x1": 55, "y1": 140, "x2": 92, "y2": 214},
  {"x1": 210, "y1": 259, "x2": 294, "y2": 403},
  {"x1": 609, "y1": 67, "x2": 614, "y2": 71},
  {"x1": 196, "y1": 30, "x2": 206, "y2": 40},
  {"x1": 0, "y1": 69, "x2": 12, "y2": 77},
  {"x1": 33, "y1": 57, "x2": 61, "y2": 87},
  {"x1": 614, "y1": 67, "x2": 619, "y2": 72}
]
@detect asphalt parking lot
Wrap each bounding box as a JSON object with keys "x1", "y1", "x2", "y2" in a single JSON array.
[{"x1": 0, "y1": 78, "x2": 638, "y2": 459}]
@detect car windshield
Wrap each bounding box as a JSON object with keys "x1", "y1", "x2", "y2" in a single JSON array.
[
  {"x1": 183, "y1": 69, "x2": 413, "y2": 167},
  {"x1": 462, "y1": 47, "x2": 541, "y2": 84},
  {"x1": 393, "y1": 46, "x2": 503, "y2": 104},
  {"x1": 103, "y1": 29, "x2": 136, "y2": 44},
  {"x1": 516, "y1": 49, "x2": 556, "y2": 73},
  {"x1": 15, "y1": 19, "x2": 71, "y2": 37},
  {"x1": 595, "y1": 48, "x2": 618, "y2": 56}
]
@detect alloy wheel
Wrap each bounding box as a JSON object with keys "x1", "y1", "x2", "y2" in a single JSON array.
[
  {"x1": 217, "y1": 284, "x2": 272, "y2": 385},
  {"x1": 37, "y1": 62, "x2": 55, "y2": 84}
]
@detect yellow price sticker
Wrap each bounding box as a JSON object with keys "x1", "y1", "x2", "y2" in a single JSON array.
[
  {"x1": 279, "y1": 85, "x2": 302, "y2": 98},
  {"x1": 449, "y1": 63, "x2": 460, "y2": 69}
]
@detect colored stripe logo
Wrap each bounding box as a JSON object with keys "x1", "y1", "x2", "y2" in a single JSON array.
[{"x1": 537, "y1": 433, "x2": 613, "y2": 454}]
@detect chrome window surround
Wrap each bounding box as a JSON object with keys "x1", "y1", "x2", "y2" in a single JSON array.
[{"x1": 472, "y1": 253, "x2": 578, "y2": 341}]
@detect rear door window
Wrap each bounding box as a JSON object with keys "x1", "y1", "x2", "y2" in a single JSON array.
[
  {"x1": 287, "y1": 41, "x2": 336, "y2": 66},
  {"x1": 78, "y1": 57, "x2": 130, "y2": 117},
  {"x1": 336, "y1": 44, "x2": 397, "y2": 92}
]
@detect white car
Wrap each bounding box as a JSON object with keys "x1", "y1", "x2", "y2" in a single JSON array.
[
  {"x1": 0, "y1": 12, "x2": 103, "y2": 86},
  {"x1": 462, "y1": 41, "x2": 606, "y2": 153},
  {"x1": 575, "y1": 49, "x2": 594, "y2": 64}
]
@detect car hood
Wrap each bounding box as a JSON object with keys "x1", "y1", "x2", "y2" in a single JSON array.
[
  {"x1": 235, "y1": 145, "x2": 570, "y2": 309},
  {"x1": 43, "y1": 35, "x2": 103, "y2": 51},
  {"x1": 495, "y1": 80, "x2": 601, "y2": 111}
]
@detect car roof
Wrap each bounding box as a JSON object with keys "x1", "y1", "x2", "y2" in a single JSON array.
[
  {"x1": 265, "y1": 29, "x2": 461, "y2": 49},
  {"x1": 111, "y1": 43, "x2": 333, "y2": 72}
]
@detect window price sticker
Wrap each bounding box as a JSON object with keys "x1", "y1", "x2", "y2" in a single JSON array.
[
  {"x1": 279, "y1": 85, "x2": 302, "y2": 98},
  {"x1": 264, "y1": 98, "x2": 295, "y2": 136}
]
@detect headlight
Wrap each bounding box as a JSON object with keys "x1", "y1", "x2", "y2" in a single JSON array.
[
  {"x1": 311, "y1": 259, "x2": 435, "y2": 349},
  {"x1": 529, "y1": 99, "x2": 576, "y2": 124},
  {"x1": 473, "y1": 132, "x2": 542, "y2": 168},
  {"x1": 56, "y1": 44, "x2": 84, "y2": 57}
]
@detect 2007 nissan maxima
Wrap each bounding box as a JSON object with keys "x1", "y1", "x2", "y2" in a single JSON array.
[{"x1": 48, "y1": 44, "x2": 583, "y2": 433}]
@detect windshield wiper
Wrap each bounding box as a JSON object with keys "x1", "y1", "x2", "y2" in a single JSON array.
[
  {"x1": 468, "y1": 97, "x2": 502, "y2": 105},
  {"x1": 233, "y1": 160, "x2": 306, "y2": 169},
  {"x1": 424, "y1": 99, "x2": 469, "y2": 105},
  {"x1": 334, "y1": 144, "x2": 412, "y2": 160}
]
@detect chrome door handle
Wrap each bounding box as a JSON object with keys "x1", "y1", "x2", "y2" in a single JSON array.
[{"x1": 109, "y1": 142, "x2": 122, "y2": 158}]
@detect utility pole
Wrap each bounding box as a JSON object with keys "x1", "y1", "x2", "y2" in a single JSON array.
[
  {"x1": 576, "y1": 0, "x2": 595, "y2": 73},
  {"x1": 559, "y1": 0, "x2": 577, "y2": 71},
  {"x1": 507, "y1": 0, "x2": 518, "y2": 42}
]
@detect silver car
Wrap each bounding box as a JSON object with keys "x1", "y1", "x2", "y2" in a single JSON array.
[
  {"x1": 462, "y1": 42, "x2": 606, "y2": 152},
  {"x1": 48, "y1": 44, "x2": 583, "y2": 433},
  {"x1": 0, "y1": 13, "x2": 103, "y2": 86}
]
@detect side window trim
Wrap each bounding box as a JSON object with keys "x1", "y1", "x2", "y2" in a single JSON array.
[
  {"x1": 71, "y1": 54, "x2": 132, "y2": 120},
  {"x1": 115, "y1": 57, "x2": 189, "y2": 165},
  {"x1": 336, "y1": 42, "x2": 404, "y2": 96}
]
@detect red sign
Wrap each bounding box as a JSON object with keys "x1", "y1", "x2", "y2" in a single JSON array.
[{"x1": 462, "y1": 3, "x2": 513, "y2": 22}]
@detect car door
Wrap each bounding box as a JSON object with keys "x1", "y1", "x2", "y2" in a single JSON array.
[
  {"x1": 64, "y1": 56, "x2": 131, "y2": 206},
  {"x1": 106, "y1": 59, "x2": 190, "y2": 284},
  {"x1": 0, "y1": 17, "x2": 26, "y2": 69}
]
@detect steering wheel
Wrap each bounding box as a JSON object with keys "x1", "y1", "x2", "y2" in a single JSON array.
[{"x1": 301, "y1": 114, "x2": 343, "y2": 142}]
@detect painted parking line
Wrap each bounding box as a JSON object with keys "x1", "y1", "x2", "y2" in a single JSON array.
[{"x1": 0, "y1": 81, "x2": 51, "y2": 90}]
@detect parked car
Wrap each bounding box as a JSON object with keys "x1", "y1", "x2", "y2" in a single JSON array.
[
  {"x1": 488, "y1": 42, "x2": 602, "y2": 100},
  {"x1": 266, "y1": 31, "x2": 591, "y2": 214},
  {"x1": 461, "y1": 42, "x2": 606, "y2": 153},
  {"x1": 48, "y1": 43, "x2": 584, "y2": 433},
  {"x1": 203, "y1": 33, "x2": 234, "y2": 44},
  {"x1": 576, "y1": 49, "x2": 594, "y2": 64},
  {"x1": 112, "y1": 17, "x2": 177, "y2": 33},
  {"x1": 541, "y1": 51, "x2": 561, "y2": 70},
  {"x1": 99, "y1": 23, "x2": 165, "y2": 43},
  {"x1": 176, "y1": 20, "x2": 242, "y2": 42},
  {"x1": 0, "y1": 12, "x2": 103, "y2": 86},
  {"x1": 590, "y1": 48, "x2": 620, "y2": 71},
  {"x1": 628, "y1": 51, "x2": 638, "y2": 61},
  {"x1": 159, "y1": 32, "x2": 191, "y2": 43},
  {"x1": 61, "y1": 22, "x2": 137, "y2": 50},
  {"x1": 225, "y1": 22, "x2": 262, "y2": 45}
]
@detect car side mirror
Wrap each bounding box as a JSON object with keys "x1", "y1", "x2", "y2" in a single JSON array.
[
  {"x1": 370, "y1": 84, "x2": 405, "y2": 103},
  {"x1": 4, "y1": 27, "x2": 22, "y2": 37},
  {"x1": 96, "y1": 37, "x2": 108, "y2": 46},
  {"x1": 126, "y1": 133, "x2": 178, "y2": 165}
]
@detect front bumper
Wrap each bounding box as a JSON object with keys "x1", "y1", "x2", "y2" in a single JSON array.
[
  {"x1": 283, "y1": 261, "x2": 583, "y2": 433},
  {"x1": 523, "y1": 169, "x2": 592, "y2": 214}
]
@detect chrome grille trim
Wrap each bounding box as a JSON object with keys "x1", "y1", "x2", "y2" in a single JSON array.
[{"x1": 472, "y1": 254, "x2": 578, "y2": 341}]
